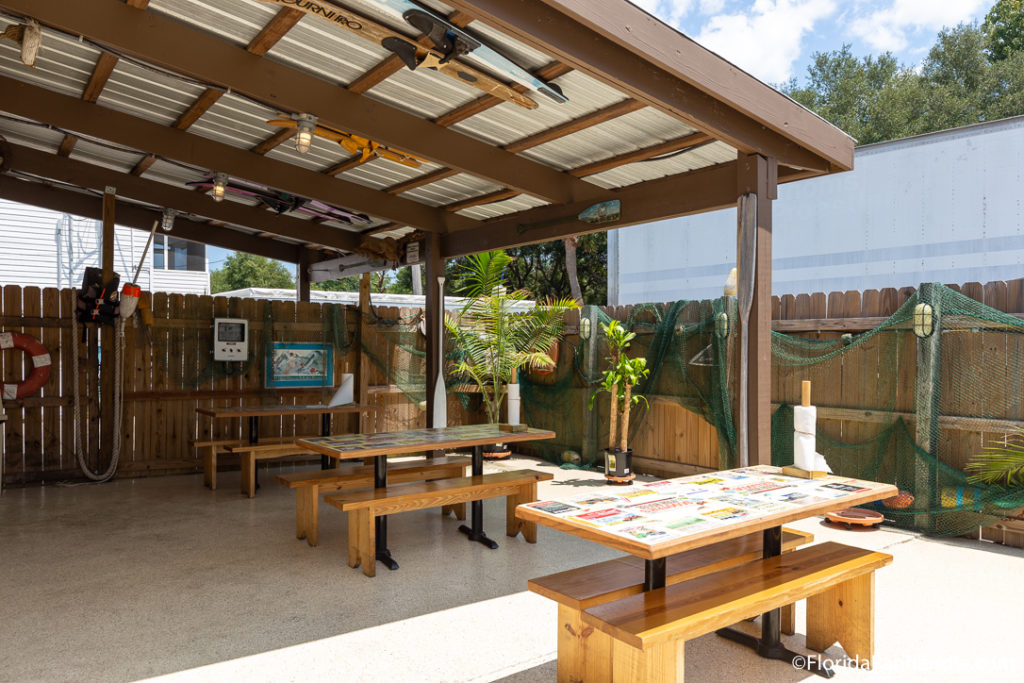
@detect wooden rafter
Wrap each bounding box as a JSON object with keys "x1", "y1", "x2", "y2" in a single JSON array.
[
  {"x1": 247, "y1": 7, "x2": 304, "y2": 56},
  {"x1": 433, "y1": 62, "x2": 572, "y2": 128},
  {"x1": 443, "y1": 189, "x2": 518, "y2": 213},
  {"x1": 124, "y1": 0, "x2": 149, "y2": 8},
  {"x1": 385, "y1": 96, "x2": 644, "y2": 199},
  {"x1": 5, "y1": 141, "x2": 365, "y2": 252},
  {"x1": 57, "y1": 50, "x2": 121, "y2": 157},
  {"x1": 0, "y1": 75, "x2": 456, "y2": 231},
  {"x1": 11, "y1": 0, "x2": 593, "y2": 205},
  {"x1": 251, "y1": 127, "x2": 294, "y2": 155},
  {"x1": 0, "y1": 175, "x2": 302, "y2": 261},
  {"x1": 570, "y1": 131, "x2": 714, "y2": 178}
]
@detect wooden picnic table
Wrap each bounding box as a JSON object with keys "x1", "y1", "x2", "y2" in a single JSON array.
[
  {"x1": 196, "y1": 402, "x2": 377, "y2": 470},
  {"x1": 517, "y1": 465, "x2": 897, "y2": 676},
  {"x1": 299, "y1": 424, "x2": 555, "y2": 572}
]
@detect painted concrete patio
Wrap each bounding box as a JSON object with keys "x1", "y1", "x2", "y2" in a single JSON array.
[{"x1": 1, "y1": 455, "x2": 1020, "y2": 682}]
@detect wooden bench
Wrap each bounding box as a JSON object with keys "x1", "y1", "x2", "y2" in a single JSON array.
[
  {"x1": 582, "y1": 541, "x2": 893, "y2": 682},
  {"x1": 528, "y1": 528, "x2": 815, "y2": 683},
  {"x1": 194, "y1": 435, "x2": 320, "y2": 491},
  {"x1": 226, "y1": 441, "x2": 327, "y2": 498},
  {"x1": 275, "y1": 455, "x2": 472, "y2": 547},
  {"x1": 325, "y1": 469, "x2": 554, "y2": 577}
]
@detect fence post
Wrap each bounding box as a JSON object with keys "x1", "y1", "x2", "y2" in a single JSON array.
[
  {"x1": 914, "y1": 282, "x2": 941, "y2": 531},
  {"x1": 581, "y1": 305, "x2": 600, "y2": 465}
]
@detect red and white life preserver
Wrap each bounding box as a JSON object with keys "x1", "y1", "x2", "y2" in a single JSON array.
[{"x1": 0, "y1": 332, "x2": 51, "y2": 399}]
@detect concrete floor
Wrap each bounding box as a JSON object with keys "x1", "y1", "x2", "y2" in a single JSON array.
[{"x1": 1, "y1": 455, "x2": 1022, "y2": 683}]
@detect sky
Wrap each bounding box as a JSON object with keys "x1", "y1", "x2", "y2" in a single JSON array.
[
  {"x1": 209, "y1": 0, "x2": 995, "y2": 275},
  {"x1": 628, "y1": 0, "x2": 994, "y2": 85}
]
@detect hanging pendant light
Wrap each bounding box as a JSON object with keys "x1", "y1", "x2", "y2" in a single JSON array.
[
  {"x1": 211, "y1": 172, "x2": 228, "y2": 202},
  {"x1": 160, "y1": 208, "x2": 177, "y2": 232},
  {"x1": 294, "y1": 113, "x2": 318, "y2": 154}
]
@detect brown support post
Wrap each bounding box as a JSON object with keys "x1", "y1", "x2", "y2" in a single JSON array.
[
  {"x1": 736, "y1": 154, "x2": 777, "y2": 466},
  {"x1": 423, "y1": 233, "x2": 444, "y2": 433},
  {"x1": 297, "y1": 249, "x2": 311, "y2": 303},
  {"x1": 356, "y1": 273, "x2": 371, "y2": 437},
  {"x1": 100, "y1": 187, "x2": 117, "y2": 463}
]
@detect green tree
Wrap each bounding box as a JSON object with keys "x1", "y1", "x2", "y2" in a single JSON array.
[
  {"x1": 311, "y1": 277, "x2": 359, "y2": 292},
  {"x1": 209, "y1": 253, "x2": 294, "y2": 293},
  {"x1": 984, "y1": 0, "x2": 1024, "y2": 61}
]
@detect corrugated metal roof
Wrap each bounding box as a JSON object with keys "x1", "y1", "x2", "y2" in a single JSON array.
[
  {"x1": 97, "y1": 59, "x2": 207, "y2": 127},
  {"x1": 0, "y1": 17, "x2": 96, "y2": 97},
  {"x1": 0, "y1": 0, "x2": 791, "y2": 257},
  {"x1": 148, "y1": 0, "x2": 275, "y2": 47}
]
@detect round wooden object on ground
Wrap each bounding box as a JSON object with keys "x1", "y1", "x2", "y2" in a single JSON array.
[{"x1": 824, "y1": 508, "x2": 885, "y2": 530}]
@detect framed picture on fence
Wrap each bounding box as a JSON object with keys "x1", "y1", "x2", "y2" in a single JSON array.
[{"x1": 265, "y1": 342, "x2": 333, "y2": 388}]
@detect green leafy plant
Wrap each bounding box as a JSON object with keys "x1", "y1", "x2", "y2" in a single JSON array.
[
  {"x1": 967, "y1": 429, "x2": 1024, "y2": 488},
  {"x1": 589, "y1": 320, "x2": 650, "y2": 452},
  {"x1": 445, "y1": 250, "x2": 578, "y2": 425}
]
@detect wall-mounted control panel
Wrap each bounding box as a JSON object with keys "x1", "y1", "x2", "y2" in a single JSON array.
[{"x1": 213, "y1": 318, "x2": 249, "y2": 361}]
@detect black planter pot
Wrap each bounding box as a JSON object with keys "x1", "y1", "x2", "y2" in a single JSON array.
[{"x1": 603, "y1": 448, "x2": 635, "y2": 483}]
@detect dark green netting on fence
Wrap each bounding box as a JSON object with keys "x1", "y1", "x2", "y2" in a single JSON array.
[{"x1": 358, "y1": 283, "x2": 1024, "y2": 537}]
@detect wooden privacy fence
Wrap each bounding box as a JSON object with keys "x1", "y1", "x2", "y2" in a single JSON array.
[
  {"x1": 4, "y1": 278, "x2": 1024, "y2": 485},
  {"x1": 0, "y1": 287, "x2": 473, "y2": 485}
]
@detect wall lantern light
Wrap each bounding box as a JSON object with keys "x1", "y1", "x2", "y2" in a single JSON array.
[
  {"x1": 579, "y1": 316, "x2": 591, "y2": 340},
  {"x1": 714, "y1": 311, "x2": 729, "y2": 339},
  {"x1": 913, "y1": 302, "x2": 934, "y2": 338}
]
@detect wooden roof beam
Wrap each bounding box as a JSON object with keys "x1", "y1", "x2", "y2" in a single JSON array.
[
  {"x1": 441, "y1": 161, "x2": 740, "y2": 257},
  {"x1": 4, "y1": 141, "x2": 363, "y2": 253},
  {"x1": 9, "y1": 0, "x2": 596, "y2": 205},
  {"x1": 385, "y1": 97, "x2": 644, "y2": 199},
  {"x1": 0, "y1": 175, "x2": 301, "y2": 262},
  {"x1": 0, "y1": 75, "x2": 454, "y2": 232},
  {"x1": 445, "y1": 0, "x2": 851, "y2": 172},
  {"x1": 433, "y1": 62, "x2": 572, "y2": 128}
]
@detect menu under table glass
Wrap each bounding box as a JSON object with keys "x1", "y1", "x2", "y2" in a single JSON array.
[
  {"x1": 299, "y1": 424, "x2": 555, "y2": 572},
  {"x1": 517, "y1": 465, "x2": 897, "y2": 676}
]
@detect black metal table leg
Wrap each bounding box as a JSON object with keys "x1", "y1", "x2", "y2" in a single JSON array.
[
  {"x1": 374, "y1": 454, "x2": 399, "y2": 571},
  {"x1": 458, "y1": 444, "x2": 499, "y2": 549},
  {"x1": 643, "y1": 558, "x2": 667, "y2": 591},
  {"x1": 248, "y1": 416, "x2": 260, "y2": 490},
  {"x1": 715, "y1": 525, "x2": 834, "y2": 678},
  {"x1": 319, "y1": 413, "x2": 331, "y2": 470}
]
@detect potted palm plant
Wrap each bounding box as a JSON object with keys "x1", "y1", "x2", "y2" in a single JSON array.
[
  {"x1": 446, "y1": 250, "x2": 578, "y2": 457},
  {"x1": 590, "y1": 320, "x2": 649, "y2": 483}
]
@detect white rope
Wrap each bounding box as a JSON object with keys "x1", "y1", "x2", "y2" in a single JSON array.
[{"x1": 72, "y1": 311, "x2": 123, "y2": 482}]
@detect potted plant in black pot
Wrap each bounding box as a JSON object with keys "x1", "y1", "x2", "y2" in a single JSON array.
[
  {"x1": 590, "y1": 320, "x2": 649, "y2": 483},
  {"x1": 446, "y1": 250, "x2": 578, "y2": 457}
]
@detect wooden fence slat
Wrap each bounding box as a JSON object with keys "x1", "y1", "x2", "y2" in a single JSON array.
[{"x1": 21, "y1": 287, "x2": 43, "y2": 475}]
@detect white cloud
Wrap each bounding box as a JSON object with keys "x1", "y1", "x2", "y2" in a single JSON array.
[
  {"x1": 628, "y1": 1, "x2": 696, "y2": 26},
  {"x1": 692, "y1": 0, "x2": 838, "y2": 83},
  {"x1": 848, "y1": 0, "x2": 990, "y2": 52}
]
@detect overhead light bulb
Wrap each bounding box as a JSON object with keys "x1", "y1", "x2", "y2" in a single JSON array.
[
  {"x1": 161, "y1": 208, "x2": 176, "y2": 232},
  {"x1": 212, "y1": 172, "x2": 228, "y2": 202},
  {"x1": 294, "y1": 113, "x2": 317, "y2": 154}
]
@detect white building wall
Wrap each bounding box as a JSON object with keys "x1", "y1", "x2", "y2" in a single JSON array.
[
  {"x1": 611, "y1": 116, "x2": 1024, "y2": 304},
  {"x1": 0, "y1": 198, "x2": 209, "y2": 294}
]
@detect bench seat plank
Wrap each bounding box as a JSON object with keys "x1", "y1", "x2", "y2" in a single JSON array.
[
  {"x1": 325, "y1": 469, "x2": 553, "y2": 577},
  {"x1": 583, "y1": 541, "x2": 892, "y2": 651},
  {"x1": 530, "y1": 529, "x2": 813, "y2": 683},
  {"x1": 194, "y1": 434, "x2": 322, "y2": 491},
  {"x1": 274, "y1": 456, "x2": 471, "y2": 547}
]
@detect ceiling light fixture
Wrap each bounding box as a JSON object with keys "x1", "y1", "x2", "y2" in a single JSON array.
[
  {"x1": 294, "y1": 113, "x2": 318, "y2": 154},
  {"x1": 161, "y1": 208, "x2": 176, "y2": 232},
  {"x1": 211, "y1": 172, "x2": 228, "y2": 202}
]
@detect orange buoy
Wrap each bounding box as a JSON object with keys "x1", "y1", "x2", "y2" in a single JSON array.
[{"x1": 1, "y1": 332, "x2": 51, "y2": 399}]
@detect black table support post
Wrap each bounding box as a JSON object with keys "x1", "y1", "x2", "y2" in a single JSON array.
[
  {"x1": 643, "y1": 558, "x2": 667, "y2": 591},
  {"x1": 248, "y1": 416, "x2": 260, "y2": 490},
  {"x1": 458, "y1": 445, "x2": 499, "y2": 549},
  {"x1": 715, "y1": 524, "x2": 834, "y2": 678},
  {"x1": 374, "y1": 454, "x2": 399, "y2": 571},
  {"x1": 319, "y1": 413, "x2": 332, "y2": 470}
]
